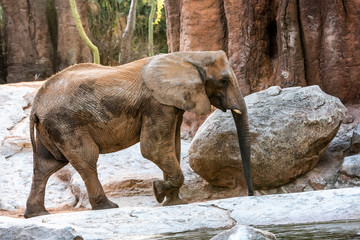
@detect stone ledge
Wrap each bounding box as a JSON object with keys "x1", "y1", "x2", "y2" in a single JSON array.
[{"x1": 1, "y1": 188, "x2": 359, "y2": 239}]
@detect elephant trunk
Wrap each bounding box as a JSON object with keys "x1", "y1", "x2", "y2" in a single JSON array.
[{"x1": 231, "y1": 101, "x2": 254, "y2": 196}]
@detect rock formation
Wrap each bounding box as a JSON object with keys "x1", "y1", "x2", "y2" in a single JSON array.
[
  {"x1": 165, "y1": 0, "x2": 360, "y2": 104},
  {"x1": 341, "y1": 154, "x2": 360, "y2": 178},
  {"x1": 189, "y1": 86, "x2": 347, "y2": 189},
  {"x1": 0, "y1": 221, "x2": 82, "y2": 240},
  {"x1": 165, "y1": 0, "x2": 360, "y2": 136},
  {"x1": 351, "y1": 124, "x2": 360, "y2": 152}
]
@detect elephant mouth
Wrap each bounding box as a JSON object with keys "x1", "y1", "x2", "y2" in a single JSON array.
[
  {"x1": 210, "y1": 96, "x2": 227, "y2": 112},
  {"x1": 219, "y1": 103, "x2": 227, "y2": 112}
]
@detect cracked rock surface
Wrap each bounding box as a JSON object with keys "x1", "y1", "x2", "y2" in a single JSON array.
[{"x1": 1, "y1": 188, "x2": 359, "y2": 239}]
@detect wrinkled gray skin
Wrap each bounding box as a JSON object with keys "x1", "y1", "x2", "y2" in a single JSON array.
[{"x1": 24, "y1": 51, "x2": 253, "y2": 218}]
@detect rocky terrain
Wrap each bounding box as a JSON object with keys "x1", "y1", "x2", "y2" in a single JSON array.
[
  {"x1": 0, "y1": 82, "x2": 359, "y2": 239},
  {"x1": 1, "y1": 188, "x2": 359, "y2": 239}
]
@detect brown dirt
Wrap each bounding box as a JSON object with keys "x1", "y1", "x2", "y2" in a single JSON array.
[{"x1": 0, "y1": 206, "x2": 87, "y2": 219}]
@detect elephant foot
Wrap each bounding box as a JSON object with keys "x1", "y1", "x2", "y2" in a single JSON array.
[
  {"x1": 153, "y1": 180, "x2": 166, "y2": 203},
  {"x1": 153, "y1": 180, "x2": 187, "y2": 206},
  {"x1": 24, "y1": 207, "x2": 50, "y2": 219},
  {"x1": 163, "y1": 194, "x2": 187, "y2": 206},
  {"x1": 92, "y1": 197, "x2": 119, "y2": 210}
]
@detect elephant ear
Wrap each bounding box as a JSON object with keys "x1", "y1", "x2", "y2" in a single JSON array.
[{"x1": 142, "y1": 53, "x2": 211, "y2": 115}]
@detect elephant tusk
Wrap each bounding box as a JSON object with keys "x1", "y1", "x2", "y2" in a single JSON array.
[{"x1": 232, "y1": 109, "x2": 242, "y2": 115}]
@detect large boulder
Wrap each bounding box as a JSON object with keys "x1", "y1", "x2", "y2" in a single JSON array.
[
  {"x1": 189, "y1": 86, "x2": 347, "y2": 190},
  {"x1": 0, "y1": 219, "x2": 82, "y2": 240},
  {"x1": 341, "y1": 154, "x2": 360, "y2": 178},
  {"x1": 351, "y1": 124, "x2": 360, "y2": 152}
]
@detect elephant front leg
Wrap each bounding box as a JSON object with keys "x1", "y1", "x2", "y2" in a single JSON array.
[{"x1": 140, "y1": 107, "x2": 186, "y2": 206}]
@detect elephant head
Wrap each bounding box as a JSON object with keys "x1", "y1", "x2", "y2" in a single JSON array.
[{"x1": 143, "y1": 50, "x2": 254, "y2": 196}]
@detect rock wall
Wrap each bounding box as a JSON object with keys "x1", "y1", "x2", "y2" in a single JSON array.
[{"x1": 165, "y1": 0, "x2": 360, "y2": 104}]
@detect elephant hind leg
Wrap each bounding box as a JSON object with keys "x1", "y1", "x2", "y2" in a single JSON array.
[
  {"x1": 24, "y1": 139, "x2": 68, "y2": 218},
  {"x1": 59, "y1": 134, "x2": 118, "y2": 210}
]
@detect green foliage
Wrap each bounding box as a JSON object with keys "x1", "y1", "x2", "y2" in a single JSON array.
[
  {"x1": 134, "y1": 0, "x2": 167, "y2": 55},
  {"x1": 87, "y1": 0, "x2": 167, "y2": 65},
  {"x1": 148, "y1": 0, "x2": 165, "y2": 56},
  {"x1": 154, "y1": 0, "x2": 164, "y2": 25},
  {"x1": 87, "y1": 0, "x2": 123, "y2": 65},
  {"x1": 0, "y1": 6, "x2": 3, "y2": 24}
]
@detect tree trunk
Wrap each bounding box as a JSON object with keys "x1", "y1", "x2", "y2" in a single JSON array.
[
  {"x1": 0, "y1": 0, "x2": 54, "y2": 83},
  {"x1": 164, "y1": 0, "x2": 181, "y2": 53},
  {"x1": 148, "y1": 0, "x2": 156, "y2": 57},
  {"x1": 0, "y1": 0, "x2": 92, "y2": 82},
  {"x1": 0, "y1": 3, "x2": 7, "y2": 84},
  {"x1": 54, "y1": 0, "x2": 92, "y2": 71},
  {"x1": 119, "y1": 0, "x2": 138, "y2": 65},
  {"x1": 278, "y1": 0, "x2": 306, "y2": 88},
  {"x1": 165, "y1": 0, "x2": 226, "y2": 137}
]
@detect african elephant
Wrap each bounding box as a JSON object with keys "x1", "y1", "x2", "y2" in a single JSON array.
[{"x1": 24, "y1": 51, "x2": 253, "y2": 218}]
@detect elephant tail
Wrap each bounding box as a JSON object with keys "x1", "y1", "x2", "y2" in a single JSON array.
[{"x1": 29, "y1": 112, "x2": 38, "y2": 161}]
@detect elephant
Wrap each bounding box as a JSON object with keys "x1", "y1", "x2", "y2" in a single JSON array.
[{"x1": 24, "y1": 50, "x2": 253, "y2": 218}]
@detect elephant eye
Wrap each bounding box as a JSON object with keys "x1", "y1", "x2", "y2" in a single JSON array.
[{"x1": 220, "y1": 77, "x2": 229, "y2": 85}]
